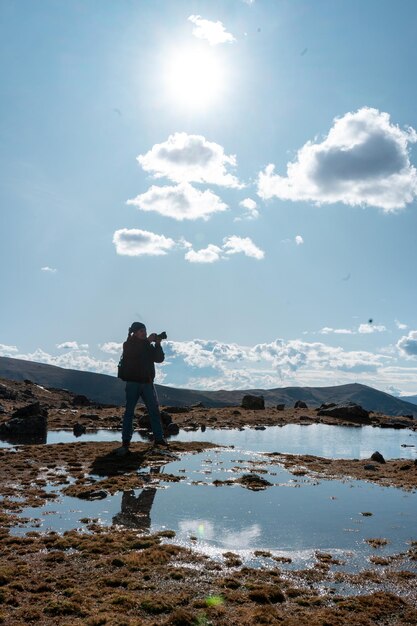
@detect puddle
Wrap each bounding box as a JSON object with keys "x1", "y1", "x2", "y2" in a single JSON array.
[
  {"x1": 1, "y1": 424, "x2": 416, "y2": 460},
  {"x1": 12, "y1": 447, "x2": 417, "y2": 575}
]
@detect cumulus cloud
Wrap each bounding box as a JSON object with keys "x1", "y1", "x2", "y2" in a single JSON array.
[
  {"x1": 358, "y1": 323, "x2": 387, "y2": 334},
  {"x1": 397, "y1": 330, "x2": 417, "y2": 357},
  {"x1": 185, "y1": 236, "x2": 264, "y2": 263},
  {"x1": 395, "y1": 319, "x2": 408, "y2": 330},
  {"x1": 137, "y1": 133, "x2": 243, "y2": 188},
  {"x1": 41, "y1": 266, "x2": 57, "y2": 273},
  {"x1": 185, "y1": 244, "x2": 223, "y2": 264},
  {"x1": 0, "y1": 343, "x2": 18, "y2": 355},
  {"x1": 295, "y1": 235, "x2": 304, "y2": 245},
  {"x1": 127, "y1": 182, "x2": 228, "y2": 221},
  {"x1": 223, "y1": 235, "x2": 265, "y2": 259},
  {"x1": 57, "y1": 341, "x2": 89, "y2": 350},
  {"x1": 188, "y1": 15, "x2": 236, "y2": 45},
  {"x1": 99, "y1": 342, "x2": 123, "y2": 354},
  {"x1": 113, "y1": 229, "x2": 176, "y2": 256},
  {"x1": 235, "y1": 198, "x2": 259, "y2": 221},
  {"x1": 257, "y1": 107, "x2": 417, "y2": 211}
]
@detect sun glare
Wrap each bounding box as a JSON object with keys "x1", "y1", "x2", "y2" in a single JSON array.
[{"x1": 165, "y1": 47, "x2": 226, "y2": 109}]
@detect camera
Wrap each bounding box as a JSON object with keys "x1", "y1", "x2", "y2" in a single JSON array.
[{"x1": 157, "y1": 331, "x2": 167, "y2": 341}]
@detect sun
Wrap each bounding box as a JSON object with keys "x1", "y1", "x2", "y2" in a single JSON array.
[{"x1": 164, "y1": 46, "x2": 226, "y2": 110}]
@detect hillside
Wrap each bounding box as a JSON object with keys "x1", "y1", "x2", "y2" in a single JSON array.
[{"x1": 0, "y1": 356, "x2": 416, "y2": 417}]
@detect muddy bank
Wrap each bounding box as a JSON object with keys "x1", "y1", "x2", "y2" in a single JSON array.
[{"x1": 265, "y1": 452, "x2": 417, "y2": 491}]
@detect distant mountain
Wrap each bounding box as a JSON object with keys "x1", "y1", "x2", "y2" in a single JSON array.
[
  {"x1": 0, "y1": 356, "x2": 416, "y2": 417},
  {"x1": 401, "y1": 395, "x2": 417, "y2": 406}
]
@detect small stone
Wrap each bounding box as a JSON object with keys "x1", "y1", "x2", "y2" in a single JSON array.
[
  {"x1": 294, "y1": 400, "x2": 308, "y2": 409},
  {"x1": 371, "y1": 451, "x2": 385, "y2": 464}
]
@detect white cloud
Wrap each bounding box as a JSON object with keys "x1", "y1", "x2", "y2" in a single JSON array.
[
  {"x1": 395, "y1": 319, "x2": 408, "y2": 330},
  {"x1": 319, "y1": 327, "x2": 354, "y2": 335},
  {"x1": 188, "y1": 15, "x2": 236, "y2": 46},
  {"x1": 113, "y1": 229, "x2": 176, "y2": 256},
  {"x1": 57, "y1": 341, "x2": 89, "y2": 350},
  {"x1": 184, "y1": 236, "x2": 264, "y2": 263},
  {"x1": 397, "y1": 330, "x2": 417, "y2": 357},
  {"x1": 41, "y1": 266, "x2": 57, "y2": 273},
  {"x1": 295, "y1": 235, "x2": 304, "y2": 245},
  {"x1": 235, "y1": 197, "x2": 259, "y2": 221},
  {"x1": 137, "y1": 133, "x2": 243, "y2": 188},
  {"x1": 0, "y1": 343, "x2": 18, "y2": 355},
  {"x1": 127, "y1": 182, "x2": 228, "y2": 221},
  {"x1": 99, "y1": 342, "x2": 123, "y2": 355},
  {"x1": 223, "y1": 235, "x2": 265, "y2": 259},
  {"x1": 185, "y1": 244, "x2": 223, "y2": 264},
  {"x1": 358, "y1": 323, "x2": 387, "y2": 334},
  {"x1": 257, "y1": 107, "x2": 417, "y2": 211}
]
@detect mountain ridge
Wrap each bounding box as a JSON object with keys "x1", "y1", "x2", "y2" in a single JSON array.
[{"x1": 0, "y1": 355, "x2": 416, "y2": 417}]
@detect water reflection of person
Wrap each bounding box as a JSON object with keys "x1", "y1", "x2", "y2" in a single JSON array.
[{"x1": 112, "y1": 467, "x2": 161, "y2": 531}]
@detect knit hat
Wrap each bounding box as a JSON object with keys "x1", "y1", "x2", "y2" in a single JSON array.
[{"x1": 129, "y1": 322, "x2": 146, "y2": 334}]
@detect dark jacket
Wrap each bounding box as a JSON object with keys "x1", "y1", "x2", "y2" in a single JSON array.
[{"x1": 122, "y1": 336, "x2": 164, "y2": 383}]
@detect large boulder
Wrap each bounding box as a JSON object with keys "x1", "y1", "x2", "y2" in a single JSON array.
[
  {"x1": 317, "y1": 402, "x2": 371, "y2": 424},
  {"x1": 294, "y1": 400, "x2": 308, "y2": 409},
  {"x1": 241, "y1": 395, "x2": 265, "y2": 410},
  {"x1": 0, "y1": 402, "x2": 47, "y2": 443}
]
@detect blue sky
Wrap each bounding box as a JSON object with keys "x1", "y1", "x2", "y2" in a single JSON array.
[{"x1": 2, "y1": 0, "x2": 417, "y2": 394}]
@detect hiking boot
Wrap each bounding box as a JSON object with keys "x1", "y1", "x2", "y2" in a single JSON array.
[
  {"x1": 153, "y1": 438, "x2": 169, "y2": 448},
  {"x1": 114, "y1": 445, "x2": 130, "y2": 457}
]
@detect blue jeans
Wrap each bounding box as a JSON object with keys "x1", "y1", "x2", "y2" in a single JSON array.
[{"x1": 122, "y1": 382, "x2": 164, "y2": 444}]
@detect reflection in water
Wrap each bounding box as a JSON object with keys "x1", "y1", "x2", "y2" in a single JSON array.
[
  {"x1": 112, "y1": 467, "x2": 161, "y2": 531},
  {"x1": 179, "y1": 519, "x2": 261, "y2": 549}
]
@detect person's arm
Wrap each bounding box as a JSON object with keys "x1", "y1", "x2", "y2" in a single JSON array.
[{"x1": 147, "y1": 334, "x2": 165, "y2": 363}]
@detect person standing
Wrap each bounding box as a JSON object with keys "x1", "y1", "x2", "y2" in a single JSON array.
[{"x1": 115, "y1": 321, "x2": 167, "y2": 456}]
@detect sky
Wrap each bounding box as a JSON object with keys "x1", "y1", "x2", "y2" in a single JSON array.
[{"x1": 1, "y1": 0, "x2": 417, "y2": 395}]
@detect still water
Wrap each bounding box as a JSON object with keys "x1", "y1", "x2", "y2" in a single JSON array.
[
  {"x1": 12, "y1": 442, "x2": 417, "y2": 573},
  {"x1": 2, "y1": 424, "x2": 416, "y2": 459}
]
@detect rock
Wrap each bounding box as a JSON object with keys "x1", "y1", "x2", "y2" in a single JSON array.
[
  {"x1": 163, "y1": 406, "x2": 190, "y2": 414},
  {"x1": 364, "y1": 464, "x2": 377, "y2": 471},
  {"x1": 72, "y1": 394, "x2": 91, "y2": 407},
  {"x1": 78, "y1": 489, "x2": 107, "y2": 501},
  {"x1": 401, "y1": 414, "x2": 414, "y2": 419},
  {"x1": 241, "y1": 395, "x2": 265, "y2": 410},
  {"x1": 0, "y1": 404, "x2": 5, "y2": 414},
  {"x1": 200, "y1": 424, "x2": 206, "y2": 432},
  {"x1": 24, "y1": 379, "x2": 33, "y2": 385},
  {"x1": 276, "y1": 404, "x2": 285, "y2": 411},
  {"x1": 0, "y1": 404, "x2": 47, "y2": 443},
  {"x1": 254, "y1": 425, "x2": 266, "y2": 430},
  {"x1": 238, "y1": 474, "x2": 272, "y2": 490},
  {"x1": 0, "y1": 384, "x2": 17, "y2": 400},
  {"x1": 318, "y1": 402, "x2": 336, "y2": 410},
  {"x1": 294, "y1": 400, "x2": 308, "y2": 409},
  {"x1": 73, "y1": 423, "x2": 86, "y2": 437},
  {"x1": 191, "y1": 402, "x2": 204, "y2": 408},
  {"x1": 370, "y1": 451, "x2": 385, "y2": 464},
  {"x1": 12, "y1": 402, "x2": 46, "y2": 419},
  {"x1": 167, "y1": 422, "x2": 180, "y2": 435},
  {"x1": 160, "y1": 410, "x2": 173, "y2": 425},
  {"x1": 232, "y1": 410, "x2": 241, "y2": 415},
  {"x1": 317, "y1": 402, "x2": 371, "y2": 424}
]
